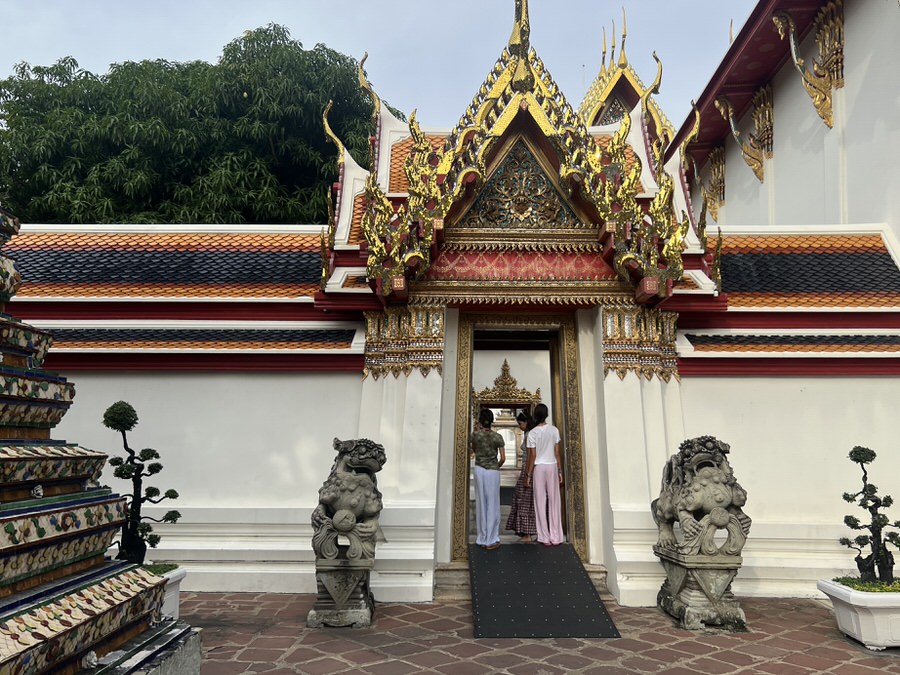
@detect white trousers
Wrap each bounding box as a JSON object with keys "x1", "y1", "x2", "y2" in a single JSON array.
[{"x1": 473, "y1": 465, "x2": 501, "y2": 546}]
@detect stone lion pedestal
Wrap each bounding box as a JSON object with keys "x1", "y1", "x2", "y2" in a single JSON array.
[
  {"x1": 307, "y1": 438, "x2": 386, "y2": 629},
  {"x1": 651, "y1": 436, "x2": 751, "y2": 630},
  {"x1": 654, "y1": 548, "x2": 746, "y2": 630},
  {"x1": 307, "y1": 553, "x2": 375, "y2": 629}
]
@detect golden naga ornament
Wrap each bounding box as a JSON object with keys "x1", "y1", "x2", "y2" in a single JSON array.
[
  {"x1": 715, "y1": 95, "x2": 765, "y2": 183},
  {"x1": 773, "y1": 1, "x2": 844, "y2": 129}
]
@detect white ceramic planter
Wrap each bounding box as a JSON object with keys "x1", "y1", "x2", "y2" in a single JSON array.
[
  {"x1": 817, "y1": 579, "x2": 900, "y2": 650},
  {"x1": 161, "y1": 567, "x2": 187, "y2": 620}
]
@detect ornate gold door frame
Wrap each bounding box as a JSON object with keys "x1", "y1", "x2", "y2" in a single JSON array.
[{"x1": 451, "y1": 313, "x2": 588, "y2": 561}]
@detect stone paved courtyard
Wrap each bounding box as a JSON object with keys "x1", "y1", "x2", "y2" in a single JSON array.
[{"x1": 182, "y1": 592, "x2": 900, "y2": 674}]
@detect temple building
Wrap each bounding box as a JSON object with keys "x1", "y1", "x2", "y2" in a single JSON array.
[{"x1": 3, "y1": 0, "x2": 899, "y2": 607}]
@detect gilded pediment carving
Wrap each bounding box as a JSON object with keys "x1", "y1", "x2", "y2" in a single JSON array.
[{"x1": 456, "y1": 140, "x2": 584, "y2": 233}]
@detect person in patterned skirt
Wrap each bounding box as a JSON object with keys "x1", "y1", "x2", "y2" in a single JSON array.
[{"x1": 506, "y1": 411, "x2": 537, "y2": 543}]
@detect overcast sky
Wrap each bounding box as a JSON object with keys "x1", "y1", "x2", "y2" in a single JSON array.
[{"x1": 3, "y1": 1, "x2": 757, "y2": 131}]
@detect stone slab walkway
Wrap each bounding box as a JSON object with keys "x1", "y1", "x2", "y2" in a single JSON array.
[{"x1": 182, "y1": 592, "x2": 900, "y2": 675}]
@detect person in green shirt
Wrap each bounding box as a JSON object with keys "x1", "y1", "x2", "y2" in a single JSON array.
[{"x1": 469, "y1": 408, "x2": 506, "y2": 549}]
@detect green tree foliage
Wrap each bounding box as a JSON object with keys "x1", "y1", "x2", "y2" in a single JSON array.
[{"x1": 0, "y1": 24, "x2": 388, "y2": 224}]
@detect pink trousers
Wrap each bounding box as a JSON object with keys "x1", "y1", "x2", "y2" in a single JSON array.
[{"x1": 532, "y1": 464, "x2": 564, "y2": 545}]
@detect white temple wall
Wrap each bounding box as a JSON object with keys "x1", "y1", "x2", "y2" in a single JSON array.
[
  {"x1": 842, "y1": 0, "x2": 900, "y2": 231},
  {"x1": 678, "y1": 375, "x2": 900, "y2": 600},
  {"x1": 719, "y1": 139, "x2": 768, "y2": 227},
  {"x1": 600, "y1": 372, "x2": 689, "y2": 607},
  {"x1": 357, "y1": 370, "x2": 443, "y2": 600},
  {"x1": 53, "y1": 370, "x2": 437, "y2": 600},
  {"x1": 769, "y1": 63, "x2": 830, "y2": 226},
  {"x1": 709, "y1": 1, "x2": 900, "y2": 233}
]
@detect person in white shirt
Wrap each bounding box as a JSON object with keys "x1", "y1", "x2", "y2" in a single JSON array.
[{"x1": 524, "y1": 403, "x2": 564, "y2": 546}]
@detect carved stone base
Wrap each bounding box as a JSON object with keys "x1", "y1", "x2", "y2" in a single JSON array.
[
  {"x1": 306, "y1": 566, "x2": 375, "y2": 628},
  {"x1": 654, "y1": 546, "x2": 746, "y2": 630}
]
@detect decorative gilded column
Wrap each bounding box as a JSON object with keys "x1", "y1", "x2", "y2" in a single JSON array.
[{"x1": 598, "y1": 303, "x2": 687, "y2": 605}]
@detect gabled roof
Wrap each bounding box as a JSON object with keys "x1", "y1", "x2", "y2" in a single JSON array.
[
  {"x1": 328, "y1": 0, "x2": 709, "y2": 306},
  {"x1": 578, "y1": 13, "x2": 673, "y2": 142}
]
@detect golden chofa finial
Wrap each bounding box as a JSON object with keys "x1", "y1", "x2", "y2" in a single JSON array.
[
  {"x1": 618, "y1": 7, "x2": 628, "y2": 67},
  {"x1": 322, "y1": 100, "x2": 345, "y2": 169},
  {"x1": 357, "y1": 52, "x2": 380, "y2": 168},
  {"x1": 508, "y1": 0, "x2": 531, "y2": 58},
  {"x1": 610, "y1": 19, "x2": 617, "y2": 68},
  {"x1": 599, "y1": 27, "x2": 607, "y2": 78},
  {"x1": 357, "y1": 52, "x2": 380, "y2": 126}
]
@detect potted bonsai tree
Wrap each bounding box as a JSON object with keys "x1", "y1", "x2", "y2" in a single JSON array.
[
  {"x1": 817, "y1": 446, "x2": 900, "y2": 650},
  {"x1": 103, "y1": 401, "x2": 181, "y2": 564}
]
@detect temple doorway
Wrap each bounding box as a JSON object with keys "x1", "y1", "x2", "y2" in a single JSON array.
[
  {"x1": 468, "y1": 333, "x2": 556, "y2": 546},
  {"x1": 450, "y1": 313, "x2": 588, "y2": 562}
]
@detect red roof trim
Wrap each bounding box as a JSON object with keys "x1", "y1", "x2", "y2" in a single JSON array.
[
  {"x1": 5, "y1": 301, "x2": 363, "y2": 322},
  {"x1": 42, "y1": 353, "x2": 364, "y2": 373},
  {"x1": 678, "y1": 356, "x2": 900, "y2": 377},
  {"x1": 678, "y1": 311, "x2": 900, "y2": 331}
]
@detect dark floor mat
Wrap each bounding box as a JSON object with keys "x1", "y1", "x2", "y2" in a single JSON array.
[{"x1": 468, "y1": 543, "x2": 620, "y2": 638}]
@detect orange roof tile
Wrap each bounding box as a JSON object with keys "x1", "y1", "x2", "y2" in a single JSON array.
[
  {"x1": 675, "y1": 275, "x2": 700, "y2": 290},
  {"x1": 690, "y1": 342, "x2": 900, "y2": 353},
  {"x1": 388, "y1": 134, "x2": 447, "y2": 193},
  {"x1": 7, "y1": 232, "x2": 320, "y2": 252},
  {"x1": 347, "y1": 193, "x2": 367, "y2": 246},
  {"x1": 726, "y1": 292, "x2": 900, "y2": 309},
  {"x1": 722, "y1": 234, "x2": 887, "y2": 255},
  {"x1": 16, "y1": 283, "x2": 319, "y2": 299},
  {"x1": 341, "y1": 275, "x2": 369, "y2": 289},
  {"x1": 4, "y1": 231, "x2": 323, "y2": 300}
]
